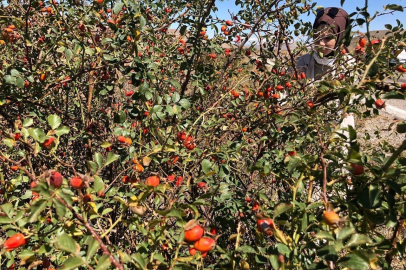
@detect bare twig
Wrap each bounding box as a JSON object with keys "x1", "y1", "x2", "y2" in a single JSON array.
[{"x1": 54, "y1": 195, "x2": 125, "y2": 270}]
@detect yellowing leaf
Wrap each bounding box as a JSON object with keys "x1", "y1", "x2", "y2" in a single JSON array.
[
  {"x1": 133, "y1": 29, "x2": 141, "y2": 41},
  {"x1": 143, "y1": 156, "x2": 151, "y2": 166}
]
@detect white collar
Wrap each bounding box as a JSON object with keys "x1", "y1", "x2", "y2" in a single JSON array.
[{"x1": 313, "y1": 51, "x2": 336, "y2": 67}]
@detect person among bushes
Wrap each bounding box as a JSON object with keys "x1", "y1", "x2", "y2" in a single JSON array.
[{"x1": 296, "y1": 7, "x2": 356, "y2": 141}]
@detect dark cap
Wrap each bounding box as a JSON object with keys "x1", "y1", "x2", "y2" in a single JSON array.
[{"x1": 313, "y1": 7, "x2": 349, "y2": 46}]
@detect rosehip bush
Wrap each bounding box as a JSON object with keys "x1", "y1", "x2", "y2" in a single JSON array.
[{"x1": 1, "y1": 0, "x2": 406, "y2": 269}]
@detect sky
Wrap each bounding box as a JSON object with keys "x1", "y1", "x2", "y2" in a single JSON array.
[{"x1": 211, "y1": 0, "x2": 405, "y2": 33}]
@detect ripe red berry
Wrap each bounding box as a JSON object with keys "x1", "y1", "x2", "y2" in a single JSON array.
[
  {"x1": 50, "y1": 171, "x2": 63, "y2": 188},
  {"x1": 359, "y1": 38, "x2": 367, "y2": 48},
  {"x1": 197, "y1": 182, "x2": 206, "y2": 189},
  {"x1": 375, "y1": 99, "x2": 385, "y2": 109},
  {"x1": 43, "y1": 137, "x2": 55, "y2": 147},
  {"x1": 350, "y1": 163, "x2": 365, "y2": 175},
  {"x1": 194, "y1": 237, "x2": 215, "y2": 252},
  {"x1": 70, "y1": 176, "x2": 85, "y2": 189},
  {"x1": 145, "y1": 175, "x2": 160, "y2": 187},
  {"x1": 117, "y1": 135, "x2": 126, "y2": 143},
  {"x1": 275, "y1": 85, "x2": 284, "y2": 91},
  {"x1": 4, "y1": 233, "x2": 26, "y2": 250},
  {"x1": 184, "y1": 225, "x2": 204, "y2": 242}
]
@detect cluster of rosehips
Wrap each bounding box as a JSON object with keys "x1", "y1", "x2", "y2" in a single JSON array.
[
  {"x1": 167, "y1": 174, "x2": 184, "y2": 186},
  {"x1": 225, "y1": 48, "x2": 232, "y2": 56},
  {"x1": 355, "y1": 37, "x2": 380, "y2": 54},
  {"x1": 47, "y1": 171, "x2": 86, "y2": 189},
  {"x1": 184, "y1": 222, "x2": 216, "y2": 258},
  {"x1": 117, "y1": 135, "x2": 132, "y2": 145},
  {"x1": 177, "y1": 131, "x2": 195, "y2": 150},
  {"x1": 257, "y1": 85, "x2": 284, "y2": 99},
  {"x1": 220, "y1": 20, "x2": 233, "y2": 35},
  {"x1": 1, "y1": 25, "x2": 20, "y2": 43}
]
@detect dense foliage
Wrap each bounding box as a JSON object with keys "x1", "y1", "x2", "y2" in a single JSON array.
[{"x1": 1, "y1": 0, "x2": 406, "y2": 269}]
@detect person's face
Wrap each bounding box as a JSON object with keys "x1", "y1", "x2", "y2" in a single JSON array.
[{"x1": 314, "y1": 24, "x2": 337, "y2": 57}]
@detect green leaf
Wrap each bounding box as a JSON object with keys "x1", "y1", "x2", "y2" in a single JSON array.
[
  {"x1": 85, "y1": 48, "x2": 94, "y2": 56},
  {"x1": 286, "y1": 156, "x2": 300, "y2": 173},
  {"x1": 301, "y1": 212, "x2": 308, "y2": 232},
  {"x1": 48, "y1": 114, "x2": 61, "y2": 130},
  {"x1": 16, "y1": 77, "x2": 24, "y2": 88},
  {"x1": 385, "y1": 4, "x2": 403, "y2": 11},
  {"x1": 273, "y1": 203, "x2": 293, "y2": 219},
  {"x1": 56, "y1": 233, "x2": 79, "y2": 254},
  {"x1": 18, "y1": 250, "x2": 35, "y2": 260},
  {"x1": 139, "y1": 15, "x2": 146, "y2": 28},
  {"x1": 237, "y1": 245, "x2": 257, "y2": 254},
  {"x1": 1, "y1": 203, "x2": 14, "y2": 217},
  {"x1": 367, "y1": 62, "x2": 379, "y2": 77},
  {"x1": 59, "y1": 256, "x2": 85, "y2": 270},
  {"x1": 28, "y1": 199, "x2": 47, "y2": 223},
  {"x1": 55, "y1": 126, "x2": 70, "y2": 137},
  {"x1": 3, "y1": 138, "x2": 15, "y2": 148},
  {"x1": 315, "y1": 231, "x2": 334, "y2": 241},
  {"x1": 166, "y1": 208, "x2": 184, "y2": 219},
  {"x1": 153, "y1": 253, "x2": 165, "y2": 263},
  {"x1": 86, "y1": 238, "x2": 100, "y2": 262},
  {"x1": 133, "y1": 253, "x2": 146, "y2": 269},
  {"x1": 337, "y1": 253, "x2": 369, "y2": 270},
  {"x1": 93, "y1": 176, "x2": 104, "y2": 193},
  {"x1": 179, "y1": 99, "x2": 191, "y2": 109},
  {"x1": 23, "y1": 118, "x2": 34, "y2": 127},
  {"x1": 345, "y1": 234, "x2": 371, "y2": 248},
  {"x1": 10, "y1": 69, "x2": 20, "y2": 76},
  {"x1": 94, "y1": 153, "x2": 104, "y2": 169},
  {"x1": 165, "y1": 105, "x2": 174, "y2": 116},
  {"x1": 28, "y1": 128, "x2": 46, "y2": 143},
  {"x1": 4, "y1": 75, "x2": 16, "y2": 85},
  {"x1": 396, "y1": 122, "x2": 406, "y2": 133},
  {"x1": 383, "y1": 92, "x2": 404, "y2": 99},
  {"x1": 53, "y1": 198, "x2": 66, "y2": 218},
  {"x1": 219, "y1": 164, "x2": 230, "y2": 177},
  {"x1": 180, "y1": 25, "x2": 187, "y2": 35},
  {"x1": 172, "y1": 92, "x2": 180, "y2": 103},
  {"x1": 358, "y1": 185, "x2": 381, "y2": 209},
  {"x1": 65, "y1": 48, "x2": 73, "y2": 62},
  {"x1": 95, "y1": 255, "x2": 111, "y2": 270},
  {"x1": 0, "y1": 216, "x2": 12, "y2": 224},
  {"x1": 113, "y1": 2, "x2": 124, "y2": 15},
  {"x1": 337, "y1": 227, "x2": 355, "y2": 240},
  {"x1": 113, "y1": 111, "x2": 126, "y2": 124},
  {"x1": 101, "y1": 142, "x2": 112, "y2": 148},
  {"x1": 87, "y1": 161, "x2": 98, "y2": 175},
  {"x1": 275, "y1": 243, "x2": 290, "y2": 256},
  {"x1": 105, "y1": 152, "x2": 120, "y2": 167},
  {"x1": 202, "y1": 159, "x2": 212, "y2": 174},
  {"x1": 57, "y1": 189, "x2": 73, "y2": 206},
  {"x1": 269, "y1": 254, "x2": 280, "y2": 270},
  {"x1": 348, "y1": 125, "x2": 356, "y2": 141},
  {"x1": 170, "y1": 79, "x2": 181, "y2": 89}
]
